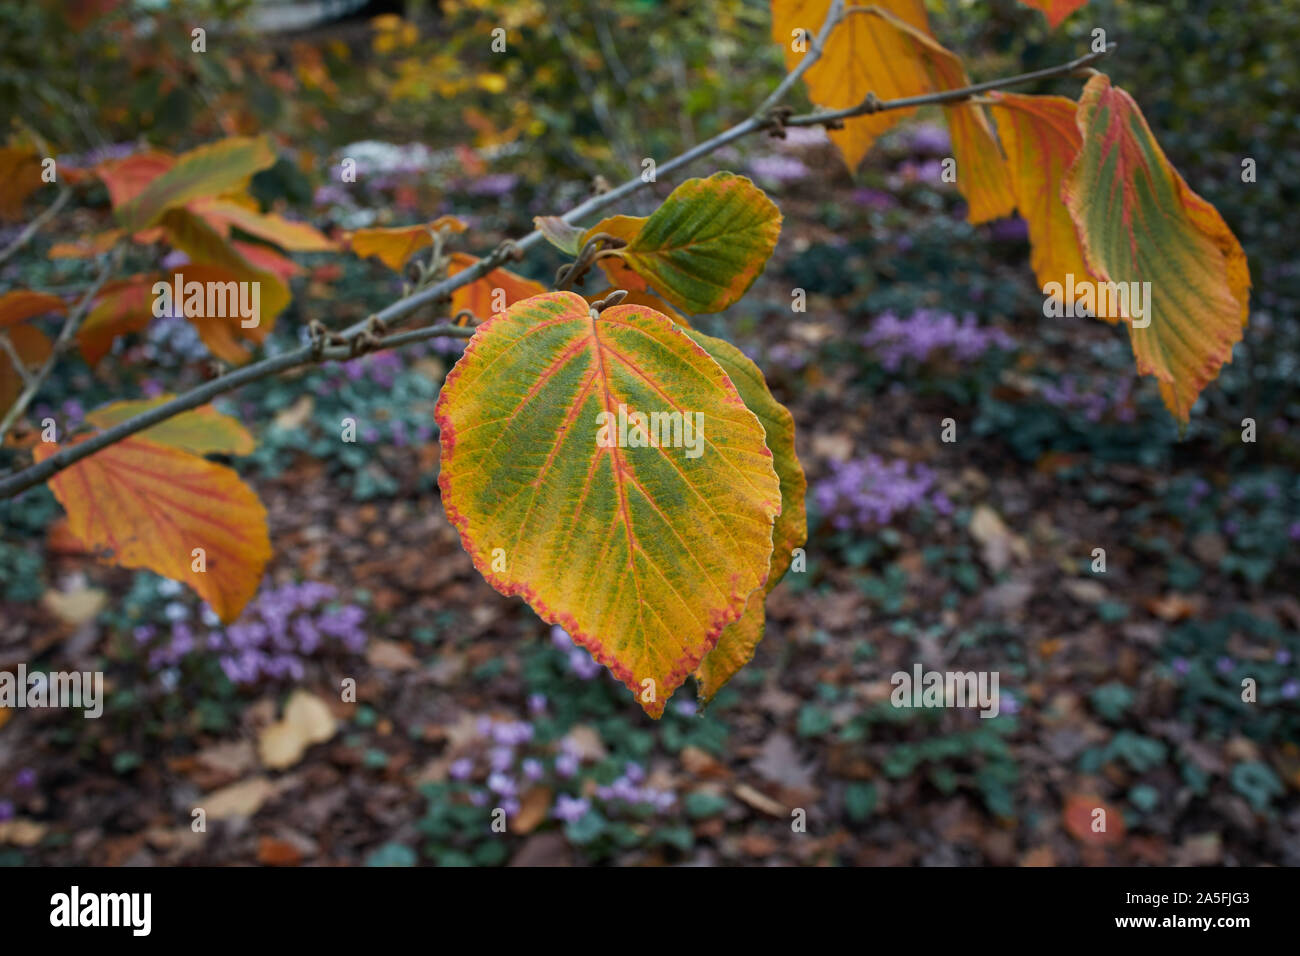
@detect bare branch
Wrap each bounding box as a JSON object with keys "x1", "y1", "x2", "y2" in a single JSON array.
[{"x1": 0, "y1": 188, "x2": 72, "y2": 268}]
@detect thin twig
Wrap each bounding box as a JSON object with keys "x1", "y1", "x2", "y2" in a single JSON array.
[
  {"x1": 755, "y1": 0, "x2": 846, "y2": 117},
  {"x1": 0, "y1": 17, "x2": 1114, "y2": 499},
  {"x1": 0, "y1": 332, "x2": 34, "y2": 386},
  {"x1": 0, "y1": 188, "x2": 71, "y2": 268},
  {"x1": 0, "y1": 246, "x2": 122, "y2": 444}
]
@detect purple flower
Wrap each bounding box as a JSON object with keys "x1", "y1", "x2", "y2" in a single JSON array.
[
  {"x1": 748, "y1": 154, "x2": 810, "y2": 185},
  {"x1": 527, "y1": 693, "x2": 547, "y2": 715},
  {"x1": 813, "y1": 454, "x2": 949, "y2": 530},
  {"x1": 555, "y1": 752, "x2": 579, "y2": 778},
  {"x1": 522, "y1": 758, "x2": 544, "y2": 781},
  {"x1": 553, "y1": 795, "x2": 591, "y2": 823},
  {"x1": 489, "y1": 747, "x2": 514, "y2": 772},
  {"x1": 449, "y1": 758, "x2": 474, "y2": 781},
  {"x1": 1172, "y1": 657, "x2": 1191, "y2": 676},
  {"x1": 15, "y1": 768, "x2": 36, "y2": 789},
  {"x1": 0, "y1": 800, "x2": 13, "y2": 822},
  {"x1": 487, "y1": 772, "x2": 517, "y2": 798},
  {"x1": 1281, "y1": 679, "x2": 1299, "y2": 700},
  {"x1": 1216, "y1": 656, "x2": 1235, "y2": 674},
  {"x1": 862, "y1": 309, "x2": 1014, "y2": 371}
]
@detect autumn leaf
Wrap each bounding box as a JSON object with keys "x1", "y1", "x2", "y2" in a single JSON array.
[
  {"x1": 1, "y1": 325, "x2": 52, "y2": 415},
  {"x1": 115, "y1": 136, "x2": 277, "y2": 232},
  {"x1": 34, "y1": 403, "x2": 270, "y2": 622},
  {"x1": 770, "y1": 0, "x2": 935, "y2": 171},
  {"x1": 607, "y1": 173, "x2": 782, "y2": 314},
  {"x1": 92, "y1": 151, "x2": 175, "y2": 211},
  {"x1": 189, "y1": 198, "x2": 336, "y2": 252},
  {"x1": 47, "y1": 229, "x2": 124, "y2": 260},
  {"x1": 582, "y1": 214, "x2": 649, "y2": 294},
  {"x1": 435, "y1": 292, "x2": 781, "y2": 716},
  {"x1": 857, "y1": 7, "x2": 1014, "y2": 222},
  {"x1": 159, "y1": 209, "x2": 291, "y2": 361},
  {"x1": 77, "y1": 275, "x2": 157, "y2": 366},
  {"x1": 0, "y1": 290, "x2": 66, "y2": 329},
  {"x1": 349, "y1": 216, "x2": 467, "y2": 272},
  {"x1": 1063, "y1": 74, "x2": 1251, "y2": 422},
  {"x1": 988, "y1": 92, "x2": 1093, "y2": 308},
  {"x1": 688, "y1": 330, "x2": 806, "y2": 703},
  {"x1": 534, "y1": 215, "x2": 586, "y2": 257},
  {"x1": 1017, "y1": 0, "x2": 1088, "y2": 28},
  {"x1": 0, "y1": 146, "x2": 45, "y2": 221},
  {"x1": 85, "y1": 396, "x2": 256, "y2": 455},
  {"x1": 446, "y1": 252, "x2": 546, "y2": 319}
]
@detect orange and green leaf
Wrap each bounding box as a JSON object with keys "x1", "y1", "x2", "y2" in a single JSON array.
[
  {"x1": 92, "y1": 151, "x2": 175, "y2": 211},
  {"x1": 687, "y1": 329, "x2": 807, "y2": 703},
  {"x1": 988, "y1": 92, "x2": 1093, "y2": 308},
  {"x1": 1063, "y1": 74, "x2": 1251, "y2": 422},
  {"x1": 34, "y1": 408, "x2": 269, "y2": 623},
  {"x1": 115, "y1": 136, "x2": 277, "y2": 232},
  {"x1": 612, "y1": 173, "x2": 781, "y2": 314},
  {"x1": 435, "y1": 292, "x2": 782, "y2": 716}
]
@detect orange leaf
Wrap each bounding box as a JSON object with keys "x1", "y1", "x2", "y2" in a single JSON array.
[
  {"x1": 1063, "y1": 74, "x2": 1251, "y2": 422},
  {"x1": 988, "y1": 92, "x2": 1093, "y2": 308},
  {"x1": 34, "y1": 429, "x2": 270, "y2": 623},
  {"x1": 0, "y1": 147, "x2": 45, "y2": 221},
  {"x1": 770, "y1": 0, "x2": 934, "y2": 171},
  {"x1": 349, "y1": 217, "x2": 467, "y2": 272},
  {"x1": 0, "y1": 290, "x2": 66, "y2": 329},
  {"x1": 1017, "y1": 0, "x2": 1088, "y2": 28},
  {"x1": 582, "y1": 215, "x2": 649, "y2": 293},
  {"x1": 77, "y1": 275, "x2": 156, "y2": 366},
  {"x1": 436, "y1": 292, "x2": 781, "y2": 716},
  {"x1": 189, "y1": 198, "x2": 336, "y2": 252},
  {"x1": 446, "y1": 252, "x2": 546, "y2": 319},
  {"x1": 48, "y1": 229, "x2": 125, "y2": 260},
  {"x1": 232, "y1": 241, "x2": 303, "y2": 282},
  {"x1": 1, "y1": 325, "x2": 52, "y2": 415}
]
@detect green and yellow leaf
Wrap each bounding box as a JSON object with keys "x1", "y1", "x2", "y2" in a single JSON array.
[
  {"x1": 688, "y1": 330, "x2": 807, "y2": 703},
  {"x1": 1063, "y1": 74, "x2": 1251, "y2": 422},
  {"x1": 85, "y1": 396, "x2": 256, "y2": 456},
  {"x1": 435, "y1": 292, "x2": 782, "y2": 716},
  {"x1": 608, "y1": 173, "x2": 781, "y2": 314},
  {"x1": 115, "y1": 136, "x2": 277, "y2": 232}
]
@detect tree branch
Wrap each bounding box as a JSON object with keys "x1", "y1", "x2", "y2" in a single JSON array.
[
  {"x1": 0, "y1": 245, "x2": 122, "y2": 445},
  {"x1": 0, "y1": 15, "x2": 1114, "y2": 500},
  {"x1": 0, "y1": 188, "x2": 72, "y2": 268}
]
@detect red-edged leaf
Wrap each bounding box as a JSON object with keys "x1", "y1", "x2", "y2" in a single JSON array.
[
  {"x1": 115, "y1": 136, "x2": 277, "y2": 232},
  {"x1": 1063, "y1": 74, "x2": 1251, "y2": 422}
]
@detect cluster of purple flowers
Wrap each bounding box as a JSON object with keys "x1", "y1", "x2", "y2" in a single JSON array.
[
  {"x1": 862, "y1": 310, "x2": 1015, "y2": 371},
  {"x1": 593, "y1": 762, "x2": 677, "y2": 813},
  {"x1": 135, "y1": 579, "x2": 367, "y2": 686},
  {"x1": 1038, "y1": 374, "x2": 1136, "y2": 423},
  {"x1": 814, "y1": 455, "x2": 952, "y2": 531}
]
